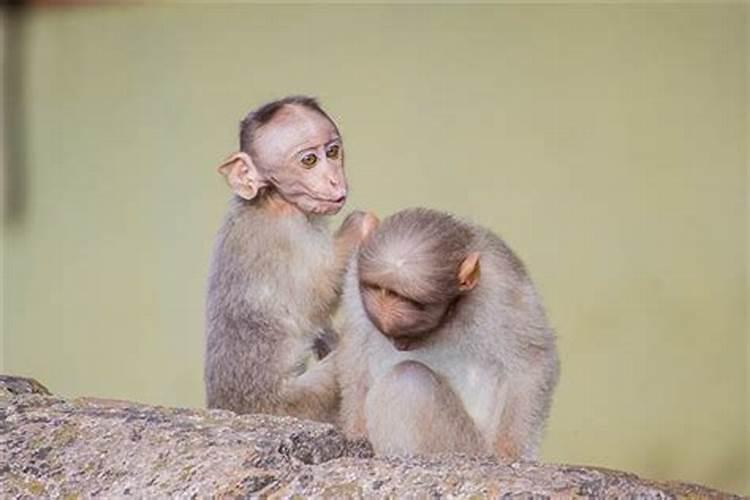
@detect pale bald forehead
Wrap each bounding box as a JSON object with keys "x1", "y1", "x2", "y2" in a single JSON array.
[{"x1": 252, "y1": 105, "x2": 339, "y2": 166}]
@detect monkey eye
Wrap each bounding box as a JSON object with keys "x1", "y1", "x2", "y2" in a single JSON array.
[
  {"x1": 407, "y1": 299, "x2": 426, "y2": 311},
  {"x1": 401, "y1": 295, "x2": 425, "y2": 311},
  {"x1": 364, "y1": 284, "x2": 395, "y2": 298},
  {"x1": 380, "y1": 286, "x2": 424, "y2": 309},
  {"x1": 326, "y1": 144, "x2": 340, "y2": 160},
  {"x1": 300, "y1": 153, "x2": 318, "y2": 168},
  {"x1": 362, "y1": 283, "x2": 422, "y2": 309}
]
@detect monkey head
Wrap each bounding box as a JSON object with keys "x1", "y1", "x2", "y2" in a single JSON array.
[
  {"x1": 357, "y1": 208, "x2": 481, "y2": 351},
  {"x1": 217, "y1": 98, "x2": 347, "y2": 215}
]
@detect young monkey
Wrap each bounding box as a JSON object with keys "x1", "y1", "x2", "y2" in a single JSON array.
[
  {"x1": 205, "y1": 96, "x2": 376, "y2": 423},
  {"x1": 337, "y1": 208, "x2": 559, "y2": 461}
]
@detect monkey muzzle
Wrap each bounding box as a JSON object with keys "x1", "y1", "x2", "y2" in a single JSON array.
[
  {"x1": 266, "y1": 170, "x2": 348, "y2": 215},
  {"x1": 370, "y1": 316, "x2": 430, "y2": 352},
  {"x1": 368, "y1": 318, "x2": 421, "y2": 351},
  {"x1": 309, "y1": 194, "x2": 347, "y2": 214},
  {"x1": 278, "y1": 187, "x2": 347, "y2": 215}
]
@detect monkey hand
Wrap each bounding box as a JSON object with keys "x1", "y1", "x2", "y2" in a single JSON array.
[
  {"x1": 335, "y1": 210, "x2": 379, "y2": 253},
  {"x1": 312, "y1": 326, "x2": 339, "y2": 360}
]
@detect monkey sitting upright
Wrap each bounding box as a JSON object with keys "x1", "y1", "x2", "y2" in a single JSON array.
[
  {"x1": 337, "y1": 208, "x2": 559, "y2": 461},
  {"x1": 205, "y1": 96, "x2": 375, "y2": 423}
]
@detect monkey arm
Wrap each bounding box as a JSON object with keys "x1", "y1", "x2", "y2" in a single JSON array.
[
  {"x1": 333, "y1": 210, "x2": 379, "y2": 278},
  {"x1": 335, "y1": 334, "x2": 370, "y2": 438},
  {"x1": 493, "y1": 353, "x2": 559, "y2": 462},
  {"x1": 205, "y1": 297, "x2": 340, "y2": 423},
  {"x1": 280, "y1": 350, "x2": 341, "y2": 423}
]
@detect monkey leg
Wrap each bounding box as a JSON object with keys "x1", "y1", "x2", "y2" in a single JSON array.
[
  {"x1": 364, "y1": 360, "x2": 486, "y2": 456},
  {"x1": 493, "y1": 366, "x2": 558, "y2": 462}
]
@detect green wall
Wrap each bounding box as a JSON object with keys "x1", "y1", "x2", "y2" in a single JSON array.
[
  {"x1": 1, "y1": 8, "x2": 7, "y2": 376},
  {"x1": 3, "y1": 4, "x2": 747, "y2": 494}
]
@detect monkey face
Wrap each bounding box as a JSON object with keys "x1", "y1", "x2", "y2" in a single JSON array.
[
  {"x1": 360, "y1": 282, "x2": 451, "y2": 351},
  {"x1": 253, "y1": 106, "x2": 347, "y2": 215},
  {"x1": 356, "y1": 209, "x2": 483, "y2": 351}
]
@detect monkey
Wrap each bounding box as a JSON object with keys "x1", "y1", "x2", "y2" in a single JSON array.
[
  {"x1": 204, "y1": 95, "x2": 376, "y2": 423},
  {"x1": 337, "y1": 208, "x2": 559, "y2": 461}
]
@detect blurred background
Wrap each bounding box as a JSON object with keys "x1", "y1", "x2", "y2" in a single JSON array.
[{"x1": 1, "y1": 2, "x2": 747, "y2": 495}]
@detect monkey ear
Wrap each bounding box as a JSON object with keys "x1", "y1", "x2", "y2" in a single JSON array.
[
  {"x1": 458, "y1": 252, "x2": 481, "y2": 292},
  {"x1": 216, "y1": 152, "x2": 268, "y2": 200}
]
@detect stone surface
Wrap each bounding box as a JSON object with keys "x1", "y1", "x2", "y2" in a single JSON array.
[
  {"x1": 0, "y1": 376, "x2": 741, "y2": 498},
  {"x1": 0, "y1": 376, "x2": 50, "y2": 399}
]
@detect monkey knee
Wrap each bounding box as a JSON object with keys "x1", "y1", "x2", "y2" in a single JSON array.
[
  {"x1": 366, "y1": 361, "x2": 445, "y2": 416},
  {"x1": 365, "y1": 361, "x2": 440, "y2": 455},
  {"x1": 384, "y1": 360, "x2": 440, "y2": 392},
  {"x1": 365, "y1": 361, "x2": 485, "y2": 456}
]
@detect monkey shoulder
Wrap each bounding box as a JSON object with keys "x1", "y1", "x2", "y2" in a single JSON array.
[
  {"x1": 470, "y1": 228, "x2": 530, "y2": 279},
  {"x1": 214, "y1": 207, "x2": 336, "y2": 294},
  {"x1": 207, "y1": 210, "x2": 340, "y2": 352},
  {"x1": 441, "y1": 253, "x2": 555, "y2": 370}
]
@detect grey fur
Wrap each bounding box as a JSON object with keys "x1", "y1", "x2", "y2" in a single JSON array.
[
  {"x1": 338, "y1": 208, "x2": 560, "y2": 460},
  {"x1": 204, "y1": 195, "x2": 342, "y2": 422}
]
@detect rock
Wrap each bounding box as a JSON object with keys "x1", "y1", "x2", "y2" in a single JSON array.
[
  {"x1": 0, "y1": 376, "x2": 50, "y2": 399},
  {"x1": 0, "y1": 376, "x2": 740, "y2": 498}
]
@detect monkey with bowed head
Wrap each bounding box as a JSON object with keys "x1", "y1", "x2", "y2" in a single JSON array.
[
  {"x1": 205, "y1": 96, "x2": 376, "y2": 423},
  {"x1": 337, "y1": 208, "x2": 559, "y2": 461}
]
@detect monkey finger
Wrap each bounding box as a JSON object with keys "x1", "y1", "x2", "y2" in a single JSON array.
[{"x1": 360, "y1": 212, "x2": 380, "y2": 239}]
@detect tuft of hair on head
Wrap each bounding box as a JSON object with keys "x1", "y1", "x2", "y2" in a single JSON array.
[
  {"x1": 238, "y1": 95, "x2": 338, "y2": 156},
  {"x1": 358, "y1": 208, "x2": 475, "y2": 303}
]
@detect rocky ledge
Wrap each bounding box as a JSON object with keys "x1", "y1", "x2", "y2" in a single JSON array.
[{"x1": 0, "y1": 375, "x2": 740, "y2": 498}]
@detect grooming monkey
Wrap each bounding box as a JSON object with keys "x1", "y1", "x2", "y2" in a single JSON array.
[
  {"x1": 337, "y1": 208, "x2": 559, "y2": 460},
  {"x1": 205, "y1": 96, "x2": 376, "y2": 422}
]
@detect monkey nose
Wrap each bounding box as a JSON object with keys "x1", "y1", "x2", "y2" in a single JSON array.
[{"x1": 328, "y1": 179, "x2": 347, "y2": 201}]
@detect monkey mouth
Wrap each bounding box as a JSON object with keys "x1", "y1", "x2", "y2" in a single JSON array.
[
  {"x1": 325, "y1": 195, "x2": 347, "y2": 206},
  {"x1": 391, "y1": 336, "x2": 420, "y2": 352},
  {"x1": 308, "y1": 195, "x2": 347, "y2": 214}
]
